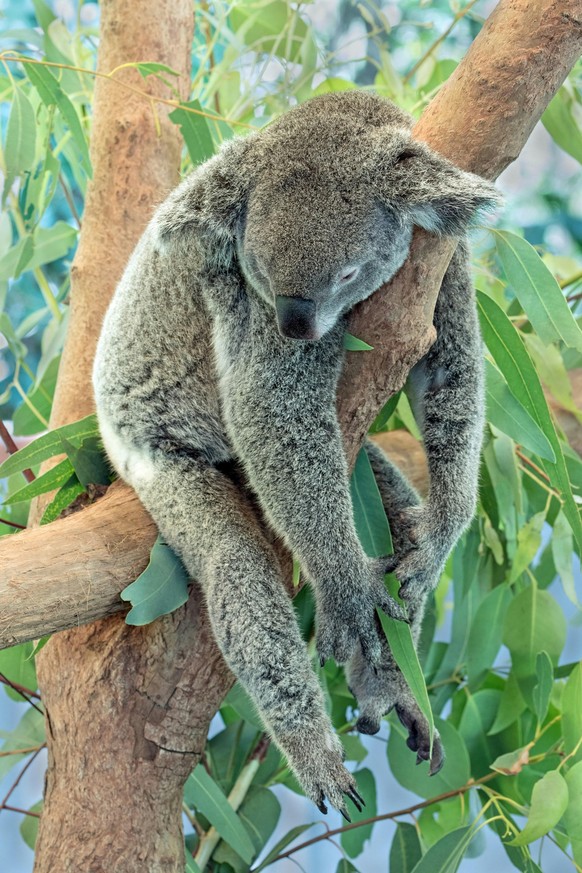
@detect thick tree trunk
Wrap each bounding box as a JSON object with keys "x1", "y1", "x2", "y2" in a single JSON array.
[
  {"x1": 12, "y1": 0, "x2": 582, "y2": 869},
  {"x1": 32, "y1": 3, "x2": 204, "y2": 871}
]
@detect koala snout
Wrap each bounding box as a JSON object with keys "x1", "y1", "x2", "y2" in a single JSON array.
[{"x1": 275, "y1": 295, "x2": 318, "y2": 340}]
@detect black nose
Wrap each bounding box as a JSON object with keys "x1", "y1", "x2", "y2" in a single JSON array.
[{"x1": 274, "y1": 296, "x2": 317, "y2": 340}]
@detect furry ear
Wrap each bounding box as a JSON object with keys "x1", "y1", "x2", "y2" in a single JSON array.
[
  {"x1": 154, "y1": 134, "x2": 257, "y2": 265},
  {"x1": 373, "y1": 136, "x2": 501, "y2": 236}
]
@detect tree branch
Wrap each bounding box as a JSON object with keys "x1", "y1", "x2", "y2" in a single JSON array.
[{"x1": 0, "y1": 0, "x2": 581, "y2": 643}]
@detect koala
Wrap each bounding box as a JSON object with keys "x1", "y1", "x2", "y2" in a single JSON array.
[{"x1": 93, "y1": 90, "x2": 499, "y2": 818}]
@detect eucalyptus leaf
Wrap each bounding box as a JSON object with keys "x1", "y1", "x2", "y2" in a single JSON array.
[
  {"x1": 350, "y1": 447, "x2": 392, "y2": 556},
  {"x1": 410, "y1": 825, "x2": 473, "y2": 873},
  {"x1": 121, "y1": 536, "x2": 189, "y2": 625},
  {"x1": 0, "y1": 413, "x2": 99, "y2": 479},
  {"x1": 508, "y1": 769, "x2": 568, "y2": 846},
  {"x1": 532, "y1": 651, "x2": 553, "y2": 724},
  {"x1": 169, "y1": 101, "x2": 215, "y2": 166},
  {"x1": 466, "y1": 585, "x2": 512, "y2": 689},
  {"x1": 40, "y1": 474, "x2": 84, "y2": 524},
  {"x1": 390, "y1": 821, "x2": 423, "y2": 873},
  {"x1": 4, "y1": 86, "x2": 36, "y2": 197},
  {"x1": 564, "y1": 760, "x2": 582, "y2": 866},
  {"x1": 3, "y1": 458, "x2": 75, "y2": 505},
  {"x1": 562, "y1": 662, "x2": 582, "y2": 764},
  {"x1": 340, "y1": 768, "x2": 376, "y2": 858},
  {"x1": 344, "y1": 332, "x2": 373, "y2": 351}
]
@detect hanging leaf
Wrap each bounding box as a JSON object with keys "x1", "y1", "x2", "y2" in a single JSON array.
[
  {"x1": 121, "y1": 536, "x2": 190, "y2": 625},
  {"x1": 466, "y1": 585, "x2": 512, "y2": 689},
  {"x1": 477, "y1": 290, "x2": 582, "y2": 552},
  {"x1": 485, "y1": 361, "x2": 555, "y2": 462},
  {"x1": 410, "y1": 825, "x2": 473, "y2": 873},
  {"x1": 350, "y1": 447, "x2": 392, "y2": 557},
  {"x1": 564, "y1": 761, "x2": 582, "y2": 867},
  {"x1": 368, "y1": 391, "x2": 401, "y2": 433},
  {"x1": 184, "y1": 764, "x2": 255, "y2": 865},
  {"x1": 388, "y1": 717, "x2": 470, "y2": 798},
  {"x1": 551, "y1": 510, "x2": 578, "y2": 606},
  {"x1": 542, "y1": 86, "x2": 582, "y2": 164},
  {"x1": 169, "y1": 101, "x2": 215, "y2": 166},
  {"x1": 562, "y1": 662, "x2": 582, "y2": 764},
  {"x1": 3, "y1": 86, "x2": 36, "y2": 198},
  {"x1": 503, "y1": 582, "x2": 566, "y2": 679},
  {"x1": 494, "y1": 230, "x2": 582, "y2": 352},
  {"x1": 344, "y1": 332, "x2": 373, "y2": 351},
  {"x1": 389, "y1": 821, "x2": 423, "y2": 873},
  {"x1": 532, "y1": 651, "x2": 553, "y2": 724},
  {"x1": 508, "y1": 769, "x2": 568, "y2": 846},
  {"x1": 25, "y1": 62, "x2": 92, "y2": 177},
  {"x1": 252, "y1": 823, "x2": 316, "y2": 872}
]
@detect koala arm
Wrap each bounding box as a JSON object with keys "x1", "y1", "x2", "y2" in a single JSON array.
[
  {"x1": 221, "y1": 320, "x2": 404, "y2": 665},
  {"x1": 390, "y1": 242, "x2": 484, "y2": 606}
]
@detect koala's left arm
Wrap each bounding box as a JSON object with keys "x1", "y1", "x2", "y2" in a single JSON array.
[{"x1": 389, "y1": 242, "x2": 484, "y2": 606}]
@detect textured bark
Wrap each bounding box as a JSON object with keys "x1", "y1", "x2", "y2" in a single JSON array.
[
  {"x1": 32, "y1": 3, "x2": 200, "y2": 872},
  {"x1": 0, "y1": 0, "x2": 578, "y2": 870}
]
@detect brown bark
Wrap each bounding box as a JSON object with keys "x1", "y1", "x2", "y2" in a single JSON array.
[
  {"x1": 32, "y1": 3, "x2": 200, "y2": 871},
  {"x1": 0, "y1": 0, "x2": 578, "y2": 870}
]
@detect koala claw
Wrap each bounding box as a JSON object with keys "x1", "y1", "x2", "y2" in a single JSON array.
[
  {"x1": 340, "y1": 807, "x2": 351, "y2": 823},
  {"x1": 395, "y1": 703, "x2": 445, "y2": 776}
]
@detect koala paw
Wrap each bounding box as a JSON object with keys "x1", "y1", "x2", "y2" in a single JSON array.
[
  {"x1": 316, "y1": 557, "x2": 407, "y2": 666},
  {"x1": 385, "y1": 507, "x2": 450, "y2": 609},
  {"x1": 284, "y1": 731, "x2": 365, "y2": 820},
  {"x1": 395, "y1": 702, "x2": 445, "y2": 776}
]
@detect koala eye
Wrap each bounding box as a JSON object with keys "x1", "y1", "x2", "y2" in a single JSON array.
[{"x1": 339, "y1": 267, "x2": 359, "y2": 284}]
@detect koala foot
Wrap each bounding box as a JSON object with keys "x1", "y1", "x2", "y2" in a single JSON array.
[
  {"x1": 347, "y1": 641, "x2": 445, "y2": 775},
  {"x1": 281, "y1": 729, "x2": 365, "y2": 819},
  {"x1": 385, "y1": 506, "x2": 451, "y2": 609},
  {"x1": 316, "y1": 556, "x2": 407, "y2": 667}
]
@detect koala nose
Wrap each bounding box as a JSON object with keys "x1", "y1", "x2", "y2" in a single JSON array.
[{"x1": 274, "y1": 296, "x2": 318, "y2": 340}]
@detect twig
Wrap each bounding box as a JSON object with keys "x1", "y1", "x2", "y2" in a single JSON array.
[
  {"x1": 255, "y1": 772, "x2": 499, "y2": 867},
  {"x1": 0, "y1": 421, "x2": 35, "y2": 483},
  {"x1": 1, "y1": 804, "x2": 41, "y2": 818},
  {"x1": 0, "y1": 745, "x2": 44, "y2": 758},
  {"x1": 0, "y1": 746, "x2": 45, "y2": 810},
  {"x1": 0, "y1": 673, "x2": 43, "y2": 712},
  {"x1": 59, "y1": 172, "x2": 82, "y2": 228},
  {"x1": 403, "y1": 0, "x2": 481, "y2": 83},
  {"x1": 0, "y1": 516, "x2": 26, "y2": 530}
]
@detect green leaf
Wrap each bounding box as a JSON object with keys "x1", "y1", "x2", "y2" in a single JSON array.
[
  {"x1": 388, "y1": 717, "x2": 470, "y2": 798},
  {"x1": 485, "y1": 361, "x2": 555, "y2": 462},
  {"x1": 532, "y1": 651, "x2": 553, "y2": 724},
  {"x1": 488, "y1": 671, "x2": 526, "y2": 735},
  {"x1": 121, "y1": 536, "x2": 189, "y2": 625},
  {"x1": 222, "y1": 683, "x2": 263, "y2": 730},
  {"x1": 562, "y1": 662, "x2": 582, "y2": 764},
  {"x1": 458, "y1": 689, "x2": 502, "y2": 778},
  {"x1": 229, "y1": 1, "x2": 309, "y2": 63},
  {"x1": 3, "y1": 458, "x2": 75, "y2": 504},
  {"x1": 343, "y1": 332, "x2": 373, "y2": 351},
  {"x1": 61, "y1": 436, "x2": 110, "y2": 486},
  {"x1": 542, "y1": 86, "x2": 582, "y2": 164},
  {"x1": 551, "y1": 510, "x2": 578, "y2": 607},
  {"x1": 410, "y1": 825, "x2": 472, "y2": 873},
  {"x1": 502, "y1": 581, "x2": 566, "y2": 682},
  {"x1": 4, "y1": 86, "x2": 36, "y2": 197},
  {"x1": 0, "y1": 222, "x2": 77, "y2": 281},
  {"x1": 564, "y1": 760, "x2": 582, "y2": 866},
  {"x1": 350, "y1": 447, "x2": 392, "y2": 557},
  {"x1": 185, "y1": 765, "x2": 255, "y2": 865},
  {"x1": 185, "y1": 854, "x2": 202, "y2": 873},
  {"x1": 25, "y1": 62, "x2": 91, "y2": 177},
  {"x1": 40, "y1": 474, "x2": 84, "y2": 524},
  {"x1": 508, "y1": 769, "x2": 568, "y2": 846},
  {"x1": 252, "y1": 823, "x2": 315, "y2": 872},
  {"x1": 508, "y1": 512, "x2": 545, "y2": 584},
  {"x1": 368, "y1": 391, "x2": 401, "y2": 433},
  {"x1": 389, "y1": 821, "x2": 423, "y2": 873},
  {"x1": 169, "y1": 101, "x2": 215, "y2": 166},
  {"x1": 19, "y1": 800, "x2": 42, "y2": 849},
  {"x1": 335, "y1": 861, "x2": 359, "y2": 873},
  {"x1": 477, "y1": 290, "x2": 582, "y2": 552},
  {"x1": 13, "y1": 356, "x2": 59, "y2": 436},
  {"x1": 136, "y1": 61, "x2": 180, "y2": 79},
  {"x1": 494, "y1": 230, "x2": 582, "y2": 352},
  {"x1": 490, "y1": 744, "x2": 532, "y2": 775},
  {"x1": 0, "y1": 413, "x2": 99, "y2": 479},
  {"x1": 467, "y1": 585, "x2": 512, "y2": 689},
  {"x1": 0, "y1": 642, "x2": 37, "y2": 701},
  {"x1": 378, "y1": 609, "x2": 434, "y2": 755},
  {"x1": 340, "y1": 733, "x2": 368, "y2": 763},
  {"x1": 212, "y1": 787, "x2": 280, "y2": 870},
  {"x1": 340, "y1": 768, "x2": 376, "y2": 858},
  {"x1": 0, "y1": 707, "x2": 45, "y2": 780}
]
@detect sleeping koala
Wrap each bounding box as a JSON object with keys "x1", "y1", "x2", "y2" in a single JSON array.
[{"x1": 93, "y1": 90, "x2": 499, "y2": 818}]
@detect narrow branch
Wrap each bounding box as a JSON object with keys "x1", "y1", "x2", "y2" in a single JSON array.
[
  {"x1": 0, "y1": 421, "x2": 34, "y2": 482},
  {"x1": 258, "y1": 772, "x2": 498, "y2": 867}
]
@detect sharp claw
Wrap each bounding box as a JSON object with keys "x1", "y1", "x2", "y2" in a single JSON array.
[
  {"x1": 319, "y1": 655, "x2": 326, "y2": 668},
  {"x1": 345, "y1": 789, "x2": 362, "y2": 813},
  {"x1": 340, "y1": 807, "x2": 351, "y2": 823},
  {"x1": 348, "y1": 787, "x2": 366, "y2": 808},
  {"x1": 317, "y1": 800, "x2": 328, "y2": 815}
]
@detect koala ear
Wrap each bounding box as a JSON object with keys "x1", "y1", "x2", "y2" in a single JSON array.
[
  {"x1": 375, "y1": 137, "x2": 501, "y2": 236},
  {"x1": 154, "y1": 135, "x2": 257, "y2": 265}
]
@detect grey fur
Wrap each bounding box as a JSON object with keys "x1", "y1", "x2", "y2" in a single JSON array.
[{"x1": 93, "y1": 91, "x2": 499, "y2": 812}]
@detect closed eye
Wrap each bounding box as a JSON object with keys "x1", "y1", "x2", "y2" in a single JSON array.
[{"x1": 340, "y1": 268, "x2": 358, "y2": 283}]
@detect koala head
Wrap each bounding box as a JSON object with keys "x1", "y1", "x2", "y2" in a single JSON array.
[{"x1": 159, "y1": 91, "x2": 500, "y2": 341}]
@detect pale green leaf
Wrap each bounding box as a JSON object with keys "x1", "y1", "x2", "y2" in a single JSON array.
[
  {"x1": 410, "y1": 826, "x2": 472, "y2": 873},
  {"x1": 562, "y1": 662, "x2": 582, "y2": 764},
  {"x1": 389, "y1": 821, "x2": 423, "y2": 873},
  {"x1": 467, "y1": 585, "x2": 512, "y2": 688},
  {"x1": 0, "y1": 413, "x2": 99, "y2": 478},
  {"x1": 340, "y1": 768, "x2": 376, "y2": 858},
  {"x1": 508, "y1": 770, "x2": 568, "y2": 846},
  {"x1": 121, "y1": 536, "x2": 189, "y2": 625},
  {"x1": 4, "y1": 86, "x2": 36, "y2": 195},
  {"x1": 4, "y1": 458, "x2": 75, "y2": 505},
  {"x1": 532, "y1": 651, "x2": 553, "y2": 723}
]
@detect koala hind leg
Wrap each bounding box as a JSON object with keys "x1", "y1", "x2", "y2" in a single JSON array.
[
  {"x1": 123, "y1": 447, "x2": 360, "y2": 814},
  {"x1": 346, "y1": 440, "x2": 444, "y2": 773}
]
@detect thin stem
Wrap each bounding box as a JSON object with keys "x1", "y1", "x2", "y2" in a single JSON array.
[
  {"x1": 0, "y1": 673, "x2": 43, "y2": 713},
  {"x1": 0, "y1": 517, "x2": 26, "y2": 530},
  {"x1": 59, "y1": 172, "x2": 82, "y2": 228},
  {"x1": 0, "y1": 422, "x2": 35, "y2": 483},
  {"x1": 403, "y1": 0, "x2": 481, "y2": 83},
  {"x1": 0, "y1": 747, "x2": 44, "y2": 810},
  {"x1": 1, "y1": 804, "x2": 41, "y2": 818},
  {"x1": 256, "y1": 772, "x2": 499, "y2": 867}
]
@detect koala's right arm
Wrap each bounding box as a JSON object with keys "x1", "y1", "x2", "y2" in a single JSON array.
[{"x1": 214, "y1": 301, "x2": 404, "y2": 666}]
